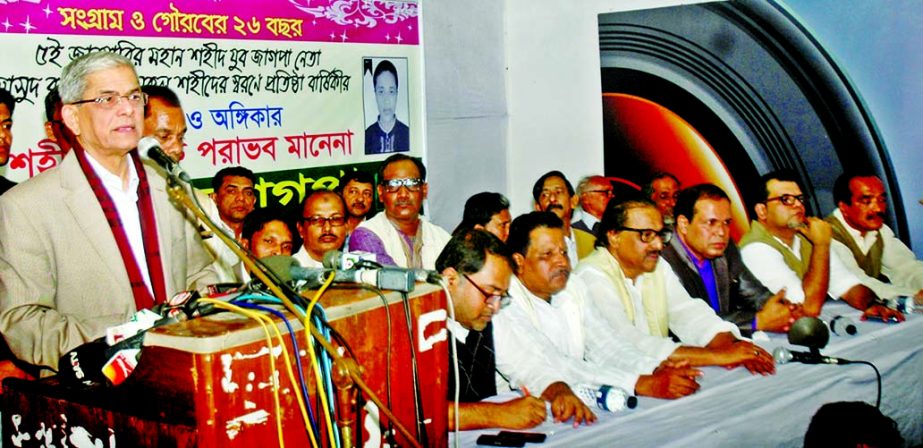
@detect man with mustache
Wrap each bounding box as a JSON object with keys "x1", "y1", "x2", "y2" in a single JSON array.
[
  {"x1": 337, "y1": 170, "x2": 375, "y2": 234},
  {"x1": 740, "y1": 170, "x2": 901, "y2": 320},
  {"x1": 825, "y1": 172, "x2": 923, "y2": 302},
  {"x1": 532, "y1": 171, "x2": 596, "y2": 264},
  {"x1": 438, "y1": 229, "x2": 546, "y2": 430},
  {"x1": 348, "y1": 154, "x2": 450, "y2": 269},
  {"x1": 643, "y1": 172, "x2": 681, "y2": 227},
  {"x1": 0, "y1": 52, "x2": 218, "y2": 372},
  {"x1": 295, "y1": 190, "x2": 347, "y2": 268},
  {"x1": 575, "y1": 197, "x2": 775, "y2": 374},
  {"x1": 661, "y1": 184, "x2": 802, "y2": 335},
  {"x1": 494, "y1": 211, "x2": 703, "y2": 424},
  {"x1": 0, "y1": 88, "x2": 17, "y2": 196}
]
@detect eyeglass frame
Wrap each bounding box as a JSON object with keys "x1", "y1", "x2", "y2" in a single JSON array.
[
  {"x1": 381, "y1": 177, "x2": 425, "y2": 193},
  {"x1": 764, "y1": 194, "x2": 805, "y2": 207},
  {"x1": 617, "y1": 226, "x2": 673, "y2": 244},
  {"x1": 302, "y1": 215, "x2": 346, "y2": 227},
  {"x1": 461, "y1": 273, "x2": 511, "y2": 308},
  {"x1": 585, "y1": 189, "x2": 614, "y2": 197},
  {"x1": 68, "y1": 92, "x2": 149, "y2": 109}
]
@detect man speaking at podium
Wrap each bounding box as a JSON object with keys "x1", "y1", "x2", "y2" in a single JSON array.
[{"x1": 0, "y1": 52, "x2": 218, "y2": 374}]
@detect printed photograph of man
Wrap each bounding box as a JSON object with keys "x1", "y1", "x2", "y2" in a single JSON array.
[{"x1": 364, "y1": 58, "x2": 410, "y2": 155}]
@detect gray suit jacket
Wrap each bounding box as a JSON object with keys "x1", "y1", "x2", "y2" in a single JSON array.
[
  {"x1": 661, "y1": 237, "x2": 772, "y2": 336},
  {"x1": 0, "y1": 152, "x2": 217, "y2": 372}
]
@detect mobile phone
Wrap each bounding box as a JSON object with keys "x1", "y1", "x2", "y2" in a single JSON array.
[
  {"x1": 498, "y1": 431, "x2": 547, "y2": 443},
  {"x1": 862, "y1": 314, "x2": 900, "y2": 324},
  {"x1": 476, "y1": 434, "x2": 526, "y2": 447}
]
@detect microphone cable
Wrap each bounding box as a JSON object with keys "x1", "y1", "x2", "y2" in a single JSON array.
[
  {"x1": 233, "y1": 298, "x2": 320, "y2": 442},
  {"x1": 400, "y1": 291, "x2": 429, "y2": 447},
  {"x1": 440, "y1": 278, "x2": 462, "y2": 448},
  {"x1": 852, "y1": 360, "x2": 882, "y2": 408}
]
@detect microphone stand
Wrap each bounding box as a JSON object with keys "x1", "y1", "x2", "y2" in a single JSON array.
[{"x1": 163, "y1": 174, "x2": 423, "y2": 448}]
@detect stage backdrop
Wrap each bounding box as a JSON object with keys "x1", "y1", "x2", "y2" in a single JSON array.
[{"x1": 0, "y1": 0, "x2": 423, "y2": 207}]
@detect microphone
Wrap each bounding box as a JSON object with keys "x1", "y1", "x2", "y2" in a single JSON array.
[
  {"x1": 772, "y1": 346, "x2": 852, "y2": 365},
  {"x1": 829, "y1": 315, "x2": 858, "y2": 336},
  {"x1": 262, "y1": 255, "x2": 417, "y2": 292},
  {"x1": 139, "y1": 136, "x2": 190, "y2": 182},
  {"x1": 788, "y1": 317, "x2": 830, "y2": 350},
  {"x1": 322, "y1": 250, "x2": 443, "y2": 284}
]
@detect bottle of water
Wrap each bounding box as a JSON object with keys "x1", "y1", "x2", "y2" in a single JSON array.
[
  {"x1": 573, "y1": 384, "x2": 638, "y2": 412},
  {"x1": 886, "y1": 296, "x2": 916, "y2": 313},
  {"x1": 829, "y1": 315, "x2": 858, "y2": 336}
]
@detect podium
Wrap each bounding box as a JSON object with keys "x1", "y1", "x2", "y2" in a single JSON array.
[{"x1": 2, "y1": 284, "x2": 448, "y2": 447}]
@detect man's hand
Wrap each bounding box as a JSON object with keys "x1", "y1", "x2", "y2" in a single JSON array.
[
  {"x1": 540, "y1": 382, "x2": 596, "y2": 426},
  {"x1": 862, "y1": 304, "x2": 905, "y2": 323},
  {"x1": 719, "y1": 340, "x2": 776, "y2": 375},
  {"x1": 756, "y1": 289, "x2": 803, "y2": 333},
  {"x1": 797, "y1": 217, "x2": 832, "y2": 247},
  {"x1": 495, "y1": 396, "x2": 547, "y2": 429},
  {"x1": 634, "y1": 365, "x2": 701, "y2": 399},
  {"x1": 913, "y1": 289, "x2": 923, "y2": 302}
]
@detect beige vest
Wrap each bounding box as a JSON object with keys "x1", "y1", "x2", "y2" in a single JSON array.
[
  {"x1": 739, "y1": 220, "x2": 813, "y2": 279},
  {"x1": 825, "y1": 215, "x2": 886, "y2": 281}
]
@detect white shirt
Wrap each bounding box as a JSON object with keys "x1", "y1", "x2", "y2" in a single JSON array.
[
  {"x1": 85, "y1": 154, "x2": 150, "y2": 295},
  {"x1": 571, "y1": 208, "x2": 599, "y2": 231},
  {"x1": 575, "y1": 258, "x2": 739, "y2": 363},
  {"x1": 565, "y1": 228, "x2": 579, "y2": 268},
  {"x1": 293, "y1": 247, "x2": 324, "y2": 269},
  {"x1": 197, "y1": 190, "x2": 241, "y2": 282},
  {"x1": 829, "y1": 209, "x2": 923, "y2": 298},
  {"x1": 492, "y1": 276, "x2": 660, "y2": 395},
  {"x1": 740, "y1": 233, "x2": 860, "y2": 302}
]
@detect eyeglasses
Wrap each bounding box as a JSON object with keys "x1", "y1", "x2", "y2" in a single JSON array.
[
  {"x1": 765, "y1": 194, "x2": 805, "y2": 207},
  {"x1": 618, "y1": 226, "x2": 673, "y2": 243},
  {"x1": 462, "y1": 273, "x2": 511, "y2": 308},
  {"x1": 69, "y1": 92, "x2": 148, "y2": 109},
  {"x1": 586, "y1": 189, "x2": 614, "y2": 197},
  {"x1": 381, "y1": 178, "x2": 424, "y2": 193},
  {"x1": 302, "y1": 215, "x2": 346, "y2": 227}
]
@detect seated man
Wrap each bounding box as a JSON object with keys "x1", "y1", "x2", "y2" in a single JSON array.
[
  {"x1": 238, "y1": 207, "x2": 301, "y2": 282},
  {"x1": 826, "y1": 172, "x2": 923, "y2": 301},
  {"x1": 572, "y1": 175, "x2": 613, "y2": 235},
  {"x1": 438, "y1": 229, "x2": 546, "y2": 430},
  {"x1": 575, "y1": 197, "x2": 774, "y2": 374},
  {"x1": 532, "y1": 171, "x2": 595, "y2": 263},
  {"x1": 0, "y1": 52, "x2": 217, "y2": 372},
  {"x1": 141, "y1": 85, "x2": 187, "y2": 162},
  {"x1": 0, "y1": 87, "x2": 16, "y2": 195},
  {"x1": 453, "y1": 192, "x2": 512, "y2": 242},
  {"x1": 294, "y1": 190, "x2": 348, "y2": 268},
  {"x1": 661, "y1": 184, "x2": 802, "y2": 335},
  {"x1": 494, "y1": 212, "x2": 703, "y2": 419},
  {"x1": 337, "y1": 170, "x2": 375, "y2": 234},
  {"x1": 740, "y1": 170, "x2": 901, "y2": 320},
  {"x1": 349, "y1": 154, "x2": 450, "y2": 269},
  {"x1": 642, "y1": 172, "x2": 680, "y2": 227}
]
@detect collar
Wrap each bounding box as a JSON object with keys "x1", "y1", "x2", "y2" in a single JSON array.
[
  {"x1": 85, "y1": 151, "x2": 139, "y2": 198},
  {"x1": 832, "y1": 208, "x2": 878, "y2": 244},
  {"x1": 677, "y1": 234, "x2": 710, "y2": 270},
  {"x1": 447, "y1": 318, "x2": 470, "y2": 342}
]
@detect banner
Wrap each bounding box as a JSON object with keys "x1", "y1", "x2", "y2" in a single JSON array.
[{"x1": 0, "y1": 0, "x2": 422, "y2": 205}]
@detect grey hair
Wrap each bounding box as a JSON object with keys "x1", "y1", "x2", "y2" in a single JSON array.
[
  {"x1": 576, "y1": 176, "x2": 592, "y2": 196},
  {"x1": 59, "y1": 52, "x2": 137, "y2": 104}
]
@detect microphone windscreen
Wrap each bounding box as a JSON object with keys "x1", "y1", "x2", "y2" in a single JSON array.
[
  {"x1": 138, "y1": 136, "x2": 160, "y2": 156},
  {"x1": 772, "y1": 346, "x2": 792, "y2": 364},
  {"x1": 259, "y1": 255, "x2": 300, "y2": 283},
  {"x1": 57, "y1": 339, "x2": 110, "y2": 386},
  {"x1": 788, "y1": 317, "x2": 830, "y2": 349},
  {"x1": 323, "y1": 250, "x2": 342, "y2": 269}
]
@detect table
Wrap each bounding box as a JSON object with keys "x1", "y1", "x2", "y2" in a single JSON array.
[{"x1": 453, "y1": 302, "x2": 923, "y2": 447}]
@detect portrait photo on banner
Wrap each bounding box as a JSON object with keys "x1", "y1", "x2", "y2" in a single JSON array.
[{"x1": 362, "y1": 56, "x2": 410, "y2": 155}]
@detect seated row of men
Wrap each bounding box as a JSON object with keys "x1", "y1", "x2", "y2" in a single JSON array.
[{"x1": 0, "y1": 52, "x2": 919, "y2": 432}]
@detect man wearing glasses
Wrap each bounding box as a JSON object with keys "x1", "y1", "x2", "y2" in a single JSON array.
[
  {"x1": 494, "y1": 211, "x2": 702, "y2": 421},
  {"x1": 348, "y1": 154, "x2": 450, "y2": 269},
  {"x1": 572, "y1": 175, "x2": 613, "y2": 236},
  {"x1": 0, "y1": 52, "x2": 217, "y2": 373},
  {"x1": 575, "y1": 197, "x2": 775, "y2": 376},
  {"x1": 437, "y1": 229, "x2": 547, "y2": 430},
  {"x1": 661, "y1": 184, "x2": 803, "y2": 335},
  {"x1": 295, "y1": 190, "x2": 348, "y2": 268},
  {"x1": 740, "y1": 170, "x2": 901, "y2": 320}
]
